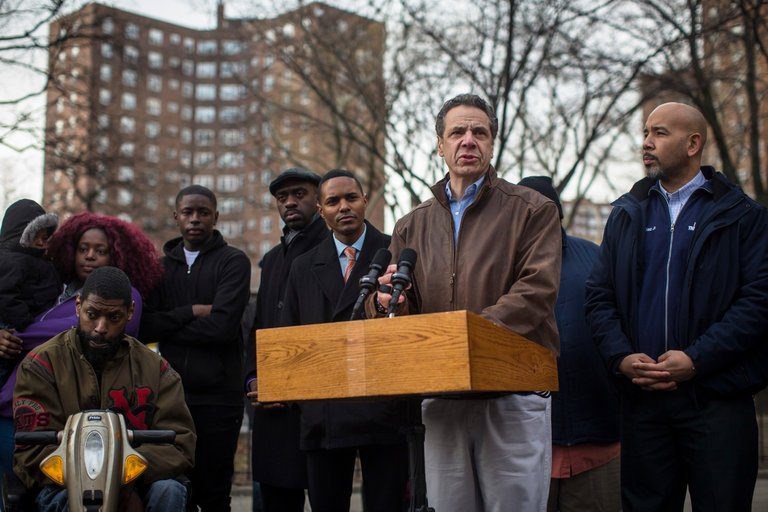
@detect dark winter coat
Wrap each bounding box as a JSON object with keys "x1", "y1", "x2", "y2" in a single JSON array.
[
  {"x1": 141, "y1": 230, "x2": 251, "y2": 406},
  {"x1": 552, "y1": 235, "x2": 619, "y2": 445},
  {"x1": 585, "y1": 167, "x2": 768, "y2": 398},
  {"x1": 245, "y1": 215, "x2": 328, "y2": 487},
  {"x1": 0, "y1": 199, "x2": 59, "y2": 330},
  {"x1": 281, "y1": 222, "x2": 409, "y2": 450}
]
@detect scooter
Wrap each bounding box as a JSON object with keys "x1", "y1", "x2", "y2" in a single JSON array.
[{"x1": 5, "y1": 410, "x2": 176, "y2": 512}]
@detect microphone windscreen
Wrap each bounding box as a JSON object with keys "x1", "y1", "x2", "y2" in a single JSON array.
[
  {"x1": 371, "y1": 248, "x2": 391, "y2": 270},
  {"x1": 399, "y1": 248, "x2": 417, "y2": 267}
]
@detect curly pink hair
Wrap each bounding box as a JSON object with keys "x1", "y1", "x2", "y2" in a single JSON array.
[{"x1": 47, "y1": 212, "x2": 163, "y2": 299}]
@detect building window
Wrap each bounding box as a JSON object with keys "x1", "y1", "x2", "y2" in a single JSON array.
[
  {"x1": 167, "y1": 124, "x2": 179, "y2": 137},
  {"x1": 196, "y1": 84, "x2": 216, "y2": 101},
  {"x1": 260, "y1": 240, "x2": 272, "y2": 256},
  {"x1": 197, "y1": 40, "x2": 217, "y2": 55},
  {"x1": 195, "y1": 106, "x2": 216, "y2": 123},
  {"x1": 99, "y1": 64, "x2": 111, "y2": 82},
  {"x1": 125, "y1": 23, "x2": 139, "y2": 40},
  {"x1": 217, "y1": 174, "x2": 242, "y2": 192},
  {"x1": 101, "y1": 43, "x2": 113, "y2": 59},
  {"x1": 120, "y1": 142, "x2": 135, "y2": 157},
  {"x1": 97, "y1": 114, "x2": 109, "y2": 128},
  {"x1": 220, "y1": 84, "x2": 245, "y2": 101},
  {"x1": 146, "y1": 145, "x2": 160, "y2": 163},
  {"x1": 196, "y1": 62, "x2": 216, "y2": 78},
  {"x1": 147, "y1": 74, "x2": 162, "y2": 92},
  {"x1": 170, "y1": 33, "x2": 181, "y2": 45},
  {"x1": 167, "y1": 101, "x2": 179, "y2": 113},
  {"x1": 219, "y1": 106, "x2": 244, "y2": 123},
  {"x1": 182, "y1": 82, "x2": 194, "y2": 98},
  {"x1": 220, "y1": 129, "x2": 244, "y2": 146},
  {"x1": 118, "y1": 166, "x2": 134, "y2": 182},
  {"x1": 218, "y1": 221, "x2": 243, "y2": 238},
  {"x1": 180, "y1": 151, "x2": 191, "y2": 168},
  {"x1": 220, "y1": 61, "x2": 246, "y2": 78},
  {"x1": 148, "y1": 51, "x2": 163, "y2": 69},
  {"x1": 121, "y1": 92, "x2": 136, "y2": 110},
  {"x1": 195, "y1": 174, "x2": 215, "y2": 189},
  {"x1": 222, "y1": 40, "x2": 244, "y2": 55},
  {"x1": 102, "y1": 18, "x2": 114, "y2": 34},
  {"x1": 195, "y1": 129, "x2": 215, "y2": 146},
  {"x1": 183, "y1": 37, "x2": 195, "y2": 53},
  {"x1": 218, "y1": 152, "x2": 244, "y2": 168},
  {"x1": 194, "y1": 151, "x2": 215, "y2": 167},
  {"x1": 97, "y1": 136, "x2": 109, "y2": 152},
  {"x1": 124, "y1": 45, "x2": 139, "y2": 64},
  {"x1": 182, "y1": 59, "x2": 194, "y2": 76},
  {"x1": 98, "y1": 89, "x2": 110, "y2": 105},
  {"x1": 264, "y1": 75, "x2": 274, "y2": 92},
  {"x1": 148, "y1": 28, "x2": 163, "y2": 45},
  {"x1": 118, "y1": 189, "x2": 133, "y2": 206},
  {"x1": 168, "y1": 78, "x2": 180, "y2": 90},
  {"x1": 181, "y1": 105, "x2": 192, "y2": 120},
  {"x1": 220, "y1": 197, "x2": 244, "y2": 213},
  {"x1": 166, "y1": 147, "x2": 177, "y2": 160},
  {"x1": 145, "y1": 121, "x2": 160, "y2": 138},
  {"x1": 147, "y1": 97, "x2": 161, "y2": 116},
  {"x1": 169, "y1": 56, "x2": 180, "y2": 68},
  {"x1": 122, "y1": 69, "x2": 137, "y2": 87},
  {"x1": 261, "y1": 216, "x2": 272, "y2": 234},
  {"x1": 119, "y1": 116, "x2": 135, "y2": 134},
  {"x1": 54, "y1": 119, "x2": 64, "y2": 135},
  {"x1": 181, "y1": 128, "x2": 192, "y2": 144}
]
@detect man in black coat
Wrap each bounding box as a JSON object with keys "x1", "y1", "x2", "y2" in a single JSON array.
[
  {"x1": 281, "y1": 169, "x2": 409, "y2": 512},
  {"x1": 244, "y1": 167, "x2": 327, "y2": 511},
  {"x1": 141, "y1": 185, "x2": 251, "y2": 511}
]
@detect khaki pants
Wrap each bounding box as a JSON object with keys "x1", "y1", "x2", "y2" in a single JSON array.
[{"x1": 422, "y1": 394, "x2": 551, "y2": 512}]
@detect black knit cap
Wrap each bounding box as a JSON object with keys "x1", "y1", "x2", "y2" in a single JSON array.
[
  {"x1": 269, "y1": 167, "x2": 321, "y2": 196},
  {"x1": 518, "y1": 176, "x2": 564, "y2": 220},
  {"x1": 0, "y1": 199, "x2": 46, "y2": 242},
  {"x1": 80, "y1": 266, "x2": 132, "y2": 306}
]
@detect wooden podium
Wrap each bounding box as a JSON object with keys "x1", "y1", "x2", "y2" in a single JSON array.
[{"x1": 256, "y1": 310, "x2": 558, "y2": 402}]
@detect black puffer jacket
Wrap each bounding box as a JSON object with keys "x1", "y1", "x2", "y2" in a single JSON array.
[
  {"x1": 0, "y1": 199, "x2": 59, "y2": 330},
  {"x1": 141, "y1": 230, "x2": 251, "y2": 406}
]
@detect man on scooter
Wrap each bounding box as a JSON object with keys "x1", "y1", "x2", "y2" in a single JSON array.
[{"x1": 13, "y1": 266, "x2": 196, "y2": 510}]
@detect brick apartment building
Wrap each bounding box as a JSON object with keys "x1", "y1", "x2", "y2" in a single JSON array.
[{"x1": 43, "y1": 1, "x2": 386, "y2": 289}]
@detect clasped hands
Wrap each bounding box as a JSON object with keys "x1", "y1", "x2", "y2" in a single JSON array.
[{"x1": 619, "y1": 350, "x2": 696, "y2": 391}]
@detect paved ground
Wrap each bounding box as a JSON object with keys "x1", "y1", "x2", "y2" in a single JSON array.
[{"x1": 231, "y1": 470, "x2": 768, "y2": 511}]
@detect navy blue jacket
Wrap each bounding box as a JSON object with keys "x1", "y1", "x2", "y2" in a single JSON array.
[
  {"x1": 585, "y1": 167, "x2": 768, "y2": 398},
  {"x1": 553, "y1": 235, "x2": 620, "y2": 445}
]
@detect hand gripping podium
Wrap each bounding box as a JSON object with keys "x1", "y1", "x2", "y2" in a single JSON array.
[
  {"x1": 256, "y1": 310, "x2": 558, "y2": 402},
  {"x1": 256, "y1": 310, "x2": 558, "y2": 512}
]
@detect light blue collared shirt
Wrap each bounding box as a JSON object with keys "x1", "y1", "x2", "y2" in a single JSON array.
[
  {"x1": 659, "y1": 171, "x2": 707, "y2": 225},
  {"x1": 445, "y1": 176, "x2": 485, "y2": 243},
  {"x1": 333, "y1": 224, "x2": 367, "y2": 277}
]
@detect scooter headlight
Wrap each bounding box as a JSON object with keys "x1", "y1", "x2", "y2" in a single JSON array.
[
  {"x1": 122, "y1": 454, "x2": 148, "y2": 484},
  {"x1": 84, "y1": 431, "x2": 105, "y2": 480},
  {"x1": 40, "y1": 455, "x2": 64, "y2": 486}
]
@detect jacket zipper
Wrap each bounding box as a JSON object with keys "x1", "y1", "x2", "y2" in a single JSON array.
[{"x1": 664, "y1": 222, "x2": 675, "y2": 352}]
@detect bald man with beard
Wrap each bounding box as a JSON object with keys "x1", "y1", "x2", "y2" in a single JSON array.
[{"x1": 585, "y1": 102, "x2": 768, "y2": 511}]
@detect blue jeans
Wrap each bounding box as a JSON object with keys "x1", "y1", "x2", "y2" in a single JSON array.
[{"x1": 36, "y1": 479, "x2": 187, "y2": 511}]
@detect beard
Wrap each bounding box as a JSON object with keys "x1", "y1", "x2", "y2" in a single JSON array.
[{"x1": 77, "y1": 329, "x2": 123, "y2": 370}]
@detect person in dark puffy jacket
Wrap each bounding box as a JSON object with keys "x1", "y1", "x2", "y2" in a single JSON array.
[{"x1": 0, "y1": 199, "x2": 59, "y2": 384}]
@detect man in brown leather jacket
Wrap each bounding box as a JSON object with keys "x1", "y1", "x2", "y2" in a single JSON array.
[{"x1": 373, "y1": 94, "x2": 562, "y2": 512}]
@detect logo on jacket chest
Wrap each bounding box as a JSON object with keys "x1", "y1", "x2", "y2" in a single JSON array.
[{"x1": 108, "y1": 387, "x2": 156, "y2": 430}]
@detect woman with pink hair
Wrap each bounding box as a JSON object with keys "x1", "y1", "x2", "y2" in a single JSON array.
[{"x1": 0, "y1": 211, "x2": 163, "y2": 474}]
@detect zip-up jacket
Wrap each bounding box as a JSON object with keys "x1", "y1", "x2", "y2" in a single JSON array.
[
  {"x1": 372, "y1": 167, "x2": 561, "y2": 353},
  {"x1": 585, "y1": 167, "x2": 768, "y2": 397},
  {"x1": 13, "y1": 328, "x2": 196, "y2": 489},
  {"x1": 141, "y1": 230, "x2": 251, "y2": 406}
]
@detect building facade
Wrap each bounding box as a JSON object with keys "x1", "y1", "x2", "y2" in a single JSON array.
[{"x1": 43, "y1": 2, "x2": 386, "y2": 288}]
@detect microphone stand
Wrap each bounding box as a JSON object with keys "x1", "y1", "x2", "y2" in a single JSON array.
[{"x1": 389, "y1": 308, "x2": 434, "y2": 512}]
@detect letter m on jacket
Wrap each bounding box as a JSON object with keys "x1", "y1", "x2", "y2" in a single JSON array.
[{"x1": 108, "y1": 387, "x2": 156, "y2": 430}]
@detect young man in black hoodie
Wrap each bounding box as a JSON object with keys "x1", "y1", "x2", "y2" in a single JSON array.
[{"x1": 141, "y1": 185, "x2": 251, "y2": 511}]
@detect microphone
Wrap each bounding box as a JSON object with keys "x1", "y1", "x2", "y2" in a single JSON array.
[
  {"x1": 350, "y1": 248, "x2": 391, "y2": 320},
  {"x1": 388, "y1": 248, "x2": 417, "y2": 317}
]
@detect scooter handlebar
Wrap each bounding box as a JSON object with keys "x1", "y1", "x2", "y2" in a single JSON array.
[
  {"x1": 130, "y1": 430, "x2": 176, "y2": 446},
  {"x1": 15, "y1": 431, "x2": 59, "y2": 445}
]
